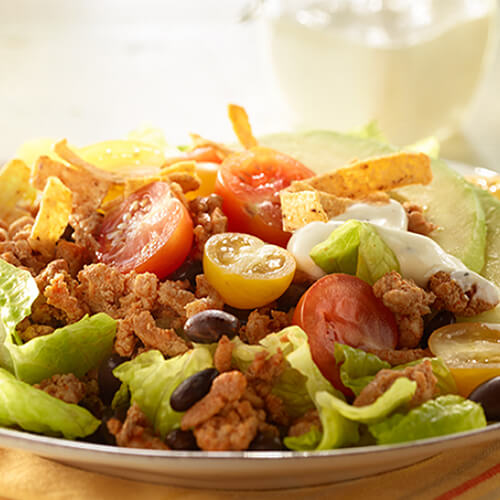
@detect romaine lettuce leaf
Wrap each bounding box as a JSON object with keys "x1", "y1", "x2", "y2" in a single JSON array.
[
  {"x1": 335, "y1": 343, "x2": 390, "y2": 396},
  {"x1": 310, "y1": 220, "x2": 400, "y2": 285},
  {"x1": 0, "y1": 259, "x2": 116, "y2": 383},
  {"x1": 284, "y1": 427, "x2": 322, "y2": 451},
  {"x1": 113, "y1": 348, "x2": 213, "y2": 438},
  {"x1": 9, "y1": 314, "x2": 116, "y2": 384},
  {"x1": 316, "y1": 377, "x2": 417, "y2": 425},
  {"x1": 232, "y1": 332, "x2": 314, "y2": 417},
  {"x1": 0, "y1": 367, "x2": 99, "y2": 439},
  {"x1": 276, "y1": 327, "x2": 359, "y2": 450},
  {"x1": 395, "y1": 357, "x2": 458, "y2": 395},
  {"x1": 335, "y1": 344, "x2": 457, "y2": 396},
  {"x1": 368, "y1": 395, "x2": 486, "y2": 444}
]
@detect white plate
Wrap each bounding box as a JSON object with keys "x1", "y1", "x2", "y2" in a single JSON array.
[
  {"x1": 1, "y1": 424, "x2": 500, "y2": 490},
  {"x1": 0, "y1": 161, "x2": 498, "y2": 490}
]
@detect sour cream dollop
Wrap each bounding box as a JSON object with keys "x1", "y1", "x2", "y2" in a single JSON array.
[{"x1": 287, "y1": 201, "x2": 499, "y2": 304}]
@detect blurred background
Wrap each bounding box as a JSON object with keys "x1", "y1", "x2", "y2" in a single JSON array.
[{"x1": 0, "y1": 0, "x2": 499, "y2": 169}]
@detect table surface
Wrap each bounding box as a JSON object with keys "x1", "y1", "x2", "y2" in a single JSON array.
[{"x1": 0, "y1": 0, "x2": 499, "y2": 169}]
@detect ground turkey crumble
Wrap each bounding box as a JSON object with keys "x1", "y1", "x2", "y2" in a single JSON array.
[{"x1": 373, "y1": 271, "x2": 436, "y2": 349}]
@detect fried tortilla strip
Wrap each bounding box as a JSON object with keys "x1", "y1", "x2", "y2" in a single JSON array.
[
  {"x1": 228, "y1": 104, "x2": 258, "y2": 149},
  {"x1": 281, "y1": 190, "x2": 329, "y2": 232},
  {"x1": 99, "y1": 161, "x2": 201, "y2": 212},
  {"x1": 467, "y1": 175, "x2": 500, "y2": 200},
  {"x1": 302, "y1": 152, "x2": 432, "y2": 198},
  {"x1": 54, "y1": 139, "x2": 122, "y2": 183},
  {"x1": 29, "y1": 176, "x2": 72, "y2": 258},
  {"x1": 0, "y1": 159, "x2": 37, "y2": 223},
  {"x1": 33, "y1": 156, "x2": 112, "y2": 218}
]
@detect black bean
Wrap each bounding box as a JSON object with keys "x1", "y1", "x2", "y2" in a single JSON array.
[
  {"x1": 469, "y1": 377, "x2": 500, "y2": 421},
  {"x1": 421, "y1": 311, "x2": 456, "y2": 348},
  {"x1": 249, "y1": 432, "x2": 283, "y2": 451},
  {"x1": 170, "y1": 368, "x2": 219, "y2": 412},
  {"x1": 184, "y1": 310, "x2": 240, "y2": 344},
  {"x1": 98, "y1": 353, "x2": 128, "y2": 405},
  {"x1": 82, "y1": 409, "x2": 116, "y2": 445},
  {"x1": 167, "y1": 259, "x2": 203, "y2": 287},
  {"x1": 165, "y1": 429, "x2": 199, "y2": 450}
]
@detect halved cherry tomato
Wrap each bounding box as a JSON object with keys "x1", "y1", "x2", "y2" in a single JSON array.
[
  {"x1": 429, "y1": 322, "x2": 500, "y2": 397},
  {"x1": 215, "y1": 147, "x2": 314, "y2": 247},
  {"x1": 97, "y1": 181, "x2": 193, "y2": 279},
  {"x1": 203, "y1": 232, "x2": 296, "y2": 309},
  {"x1": 293, "y1": 274, "x2": 398, "y2": 396}
]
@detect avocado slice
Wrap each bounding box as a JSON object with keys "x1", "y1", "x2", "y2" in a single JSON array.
[
  {"x1": 473, "y1": 187, "x2": 500, "y2": 286},
  {"x1": 260, "y1": 131, "x2": 486, "y2": 273}
]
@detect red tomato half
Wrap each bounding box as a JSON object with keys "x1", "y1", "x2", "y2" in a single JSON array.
[
  {"x1": 215, "y1": 147, "x2": 314, "y2": 247},
  {"x1": 293, "y1": 274, "x2": 398, "y2": 396},
  {"x1": 97, "y1": 182, "x2": 193, "y2": 279}
]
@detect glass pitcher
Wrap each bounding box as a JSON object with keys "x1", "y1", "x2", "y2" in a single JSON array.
[{"x1": 248, "y1": 0, "x2": 498, "y2": 145}]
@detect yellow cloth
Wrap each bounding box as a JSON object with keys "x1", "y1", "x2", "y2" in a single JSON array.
[{"x1": 1, "y1": 440, "x2": 500, "y2": 500}]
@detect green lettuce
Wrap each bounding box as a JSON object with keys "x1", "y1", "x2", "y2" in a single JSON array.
[
  {"x1": 10, "y1": 314, "x2": 116, "y2": 384},
  {"x1": 395, "y1": 357, "x2": 458, "y2": 395},
  {"x1": 368, "y1": 395, "x2": 486, "y2": 444},
  {"x1": 316, "y1": 377, "x2": 417, "y2": 425},
  {"x1": 310, "y1": 220, "x2": 400, "y2": 285},
  {"x1": 335, "y1": 344, "x2": 390, "y2": 396},
  {"x1": 407, "y1": 136, "x2": 440, "y2": 158},
  {"x1": 349, "y1": 121, "x2": 387, "y2": 143},
  {"x1": 113, "y1": 347, "x2": 213, "y2": 438},
  {"x1": 335, "y1": 344, "x2": 457, "y2": 396},
  {"x1": 0, "y1": 367, "x2": 99, "y2": 439},
  {"x1": 284, "y1": 427, "x2": 322, "y2": 451},
  {"x1": 274, "y1": 327, "x2": 359, "y2": 450},
  {"x1": 0, "y1": 259, "x2": 116, "y2": 383}
]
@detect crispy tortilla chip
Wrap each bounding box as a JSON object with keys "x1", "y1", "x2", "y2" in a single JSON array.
[
  {"x1": 0, "y1": 159, "x2": 37, "y2": 223},
  {"x1": 228, "y1": 104, "x2": 258, "y2": 149},
  {"x1": 467, "y1": 175, "x2": 500, "y2": 200},
  {"x1": 29, "y1": 176, "x2": 72, "y2": 258},
  {"x1": 304, "y1": 152, "x2": 432, "y2": 198},
  {"x1": 33, "y1": 156, "x2": 112, "y2": 218},
  {"x1": 280, "y1": 190, "x2": 328, "y2": 232},
  {"x1": 54, "y1": 139, "x2": 121, "y2": 183},
  {"x1": 100, "y1": 161, "x2": 200, "y2": 212}
]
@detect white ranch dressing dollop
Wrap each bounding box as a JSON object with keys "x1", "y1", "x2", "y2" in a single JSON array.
[{"x1": 287, "y1": 201, "x2": 499, "y2": 304}]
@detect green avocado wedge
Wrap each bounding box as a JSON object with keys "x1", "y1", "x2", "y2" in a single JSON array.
[{"x1": 260, "y1": 131, "x2": 486, "y2": 273}]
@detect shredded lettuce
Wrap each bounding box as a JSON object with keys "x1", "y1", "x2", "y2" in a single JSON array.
[
  {"x1": 0, "y1": 367, "x2": 99, "y2": 439},
  {"x1": 310, "y1": 220, "x2": 400, "y2": 285},
  {"x1": 113, "y1": 348, "x2": 213, "y2": 438},
  {"x1": 0, "y1": 259, "x2": 116, "y2": 383},
  {"x1": 368, "y1": 395, "x2": 486, "y2": 444}
]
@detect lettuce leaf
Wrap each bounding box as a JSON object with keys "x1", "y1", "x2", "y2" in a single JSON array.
[
  {"x1": 113, "y1": 348, "x2": 213, "y2": 438},
  {"x1": 0, "y1": 259, "x2": 116, "y2": 383},
  {"x1": 335, "y1": 344, "x2": 457, "y2": 396},
  {"x1": 284, "y1": 427, "x2": 322, "y2": 451},
  {"x1": 310, "y1": 220, "x2": 399, "y2": 285},
  {"x1": 368, "y1": 395, "x2": 486, "y2": 444},
  {"x1": 0, "y1": 367, "x2": 99, "y2": 439},
  {"x1": 335, "y1": 344, "x2": 390, "y2": 396},
  {"x1": 395, "y1": 357, "x2": 458, "y2": 395},
  {"x1": 316, "y1": 377, "x2": 417, "y2": 425},
  {"x1": 9, "y1": 314, "x2": 116, "y2": 384},
  {"x1": 276, "y1": 327, "x2": 359, "y2": 450}
]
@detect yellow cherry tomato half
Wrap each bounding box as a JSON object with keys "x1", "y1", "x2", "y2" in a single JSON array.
[
  {"x1": 203, "y1": 232, "x2": 296, "y2": 309},
  {"x1": 186, "y1": 162, "x2": 219, "y2": 200},
  {"x1": 429, "y1": 322, "x2": 500, "y2": 397},
  {"x1": 78, "y1": 140, "x2": 166, "y2": 175}
]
